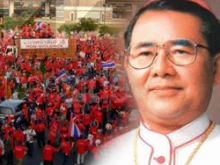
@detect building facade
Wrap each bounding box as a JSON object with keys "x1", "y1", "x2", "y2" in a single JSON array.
[
  {"x1": 106, "y1": 0, "x2": 145, "y2": 19},
  {"x1": 2, "y1": 0, "x2": 148, "y2": 31},
  {"x1": 56, "y1": 0, "x2": 112, "y2": 23}
]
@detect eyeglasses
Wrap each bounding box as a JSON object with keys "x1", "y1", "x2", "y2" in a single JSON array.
[{"x1": 126, "y1": 39, "x2": 209, "y2": 69}]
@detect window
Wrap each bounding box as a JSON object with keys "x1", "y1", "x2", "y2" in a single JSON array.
[
  {"x1": 70, "y1": 12, "x2": 75, "y2": 21},
  {"x1": 0, "y1": 107, "x2": 12, "y2": 115}
]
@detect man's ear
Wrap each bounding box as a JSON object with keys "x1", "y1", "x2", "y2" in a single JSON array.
[
  {"x1": 123, "y1": 53, "x2": 129, "y2": 70},
  {"x1": 213, "y1": 53, "x2": 220, "y2": 86}
]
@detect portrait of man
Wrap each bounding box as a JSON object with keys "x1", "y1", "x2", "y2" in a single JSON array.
[{"x1": 94, "y1": 0, "x2": 220, "y2": 165}]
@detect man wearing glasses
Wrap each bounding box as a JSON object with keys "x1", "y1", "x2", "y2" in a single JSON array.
[{"x1": 94, "y1": 0, "x2": 220, "y2": 165}]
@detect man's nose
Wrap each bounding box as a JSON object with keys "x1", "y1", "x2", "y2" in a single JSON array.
[{"x1": 150, "y1": 49, "x2": 176, "y2": 78}]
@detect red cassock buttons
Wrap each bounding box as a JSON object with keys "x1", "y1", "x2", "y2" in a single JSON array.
[{"x1": 154, "y1": 156, "x2": 165, "y2": 164}]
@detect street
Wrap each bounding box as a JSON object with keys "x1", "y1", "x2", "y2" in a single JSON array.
[{"x1": 23, "y1": 142, "x2": 93, "y2": 165}]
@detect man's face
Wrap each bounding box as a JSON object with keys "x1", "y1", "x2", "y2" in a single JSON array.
[{"x1": 125, "y1": 11, "x2": 218, "y2": 129}]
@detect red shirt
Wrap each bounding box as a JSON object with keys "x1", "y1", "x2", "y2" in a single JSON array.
[
  {"x1": 94, "y1": 133, "x2": 103, "y2": 143},
  {"x1": 94, "y1": 111, "x2": 103, "y2": 124},
  {"x1": 99, "y1": 89, "x2": 110, "y2": 100},
  {"x1": 46, "y1": 106, "x2": 54, "y2": 116},
  {"x1": 82, "y1": 93, "x2": 91, "y2": 104},
  {"x1": 96, "y1": 62, "x2": 102, "y2": 71},
  {"x1": 20, "y1": 76, "x2": 27, "y2": 84},
  {"x1": 54, "y1": 93, "x2": 61, "y2": 103},
  {"x1": 90, "y1": 104, "x2": 99, "y2": 114},
  {"x1": 48, "y1": 131, "x2": 56, "y2": 143},
  {"x1": 14, "y1": 130, "x2": 25, "y2": 143},
  {"x1": 76, "y1": 139, "x2": 89, "y2": 154},
  {"x1": 77, "y1": 80, "x2": 84, "y2": 91},
  {"x1": 82, "y1": 114, "x2": 92, "y2": 126},
  {"x1": 37, "y1": 94, "x2": 45, "y2": 105},
  {"x1": 91, "y1": 145, "x2": 101, "y2": 160},
  {"x1": 73, "y1": 102, "x2": 82, "y2": 114},
  {"x1": 49, "y1": 122, "x2": 58, "y2": 133},
  {"x1": 28, "y1": 91, "x2": 34, "y2": 102},
  {"x1": 98, "y1": 76, "x2": 104, "y2": 86},
  {"x1": 60, "y1": 141, "x2": 72, "y2": 155},
  {"x1": 48, "y1": 93, "x2": 55, "y2": 105},
  {"x1": 60, "y1": 104, "x2": 67, "y2": 115},
  {"x1": 89, "y1": 125, "x2": 98, "y2": 136},
  {"x1": 22, "y1": 108, "x2": 29, "y2": 120},
  {"x1": 35, "y1": 123, "x2": 46, "y2": 132},
  {"x1": 3, "y1": 126, "x2": 15, "y2": 137},
  {"x1": 121, "y1": 112, "x2": 129, "y2": 125},
  {"x1": 35, "y1": 108, "x2": 44, "y2": 120},
  {"x1": 60, "y1": 125, "x2": 68, "y2": 140},
  {"x1": 43, "y1": 144, "x2": 57, "y2": 161},
  {"x1": 35, "y1": 31, "x2": 40, "y2": 38},
  {"x1": 101, "y1": 100, "x2": 109, "y2": 111},
  {"x1": 45, "y1": 61, "x2": 52, "y2": 71},
  {"x1": 13, "y1": 145, "x2": 28, "y2": 159},
  {"x1": 87, "y1": 79, "x2": 96, "y2": 89},
  {"x1": 72, "y1": 60, "x2": 78, "y2": 69}
]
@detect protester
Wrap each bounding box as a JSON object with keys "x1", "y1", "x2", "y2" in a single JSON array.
[
  {"x1": 42, "y1": 141, "x2": 58, "y2": 165},
  {"x1": 59, "y1": 137, "x2": 72, "y2": 165},
  {"x1": 13, "y1": 142, "x2": 28, "y2": 165},
  {"x1": 35, "y1": 120, "x2": 46, "y2": 148},
  {"x1": 0, "y1": 134, "x2": 5, "y2": 165},
  {"x1": 75, "y1": 135, "x2": 89, "y2": 165},
  {"x1": 5, "y1": 131, "x2": 14, "y2": 165},
  {"x1": 23, "y1": 124, "x2": 36, "y2": 157},
  {"x1": 14, "y1": 127, "x2": 25, "y2": 146},
  {"x1": 94, "y1": 0, "x2": 220, "y2": 165},
  {"x1": 90, "y1": 139, "x2": 102, "y2": 161}
]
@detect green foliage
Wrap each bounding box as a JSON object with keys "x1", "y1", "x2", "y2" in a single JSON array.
[
  {"x1": 21, "y1": 11, "x2": 30, "y2": 17},
  {"x1": 3, "y1": 16, "x2": 35, "y2": 30},
  {"x1": 99, "y1": 26, "x2": 120, "y2": 36},
  {"x1": 0, "y1": 24, "x2": 4, "y2": 30},
  {"x1": 58, "y1": 18, "x2": 99, "y2": 34},
  {"x1": 40, "y1": 63, "x2": 46, "y2": 75},
  {"x1": 2, "y1": 17, "x2": 14, "y2": 30},
  {"x1": 57, "y1": 23, "x2": 82, "y2": 34},
  {"x1": 78, "y1": 18, "x2": 99, "y2": 32}
]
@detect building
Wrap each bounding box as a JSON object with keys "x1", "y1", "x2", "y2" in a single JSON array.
[
  {"x1": 1, "y1": 0, "x2": 149, "y2": 32},
  {"x1": 56, "y1": 0, "x2": 112, "y2": 24},
  {"x1": 106, "y1": 0, "x2": 145, "y2": 19},
  {"x1": 0, "y1": 0, "x2": 49, "y2": 17},
  {"x1": 2, "y1": 0, "x2": 112, "y2": 22},
  {"x1": 2, "y1": 0, "x2": 115, "y2": 31}
]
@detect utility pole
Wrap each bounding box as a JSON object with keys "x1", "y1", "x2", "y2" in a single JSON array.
[
  {"x1": 45, "y1": 0, "x2": 51, "y2": 16},
  {"x1": 103, "y1": 3, "x2": 107, "y2": 26},
  {"x1": 9, "y1": 0, "x2": 15, "y2": 17}
]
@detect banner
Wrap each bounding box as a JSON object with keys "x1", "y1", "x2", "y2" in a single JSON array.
[{"x1": 20, "y1": 39, "x2": 69, "y2": 49}]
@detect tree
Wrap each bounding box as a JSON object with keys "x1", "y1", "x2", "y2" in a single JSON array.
[
  {"x1": 3, "y1": 16, "x2": 34, "y2": 30},
  {"x1": 57, "y1": 18, "x2": 99, "y2": 34},
  {"x1": 57, "y1": 23, "x2": 82, "y2": 35},
  {"x1": 78, "y1": 18, "x2": 99, "y2": 32},
  {"x1": 99, "y1": 26, "x2": 121, "y2": 36}
]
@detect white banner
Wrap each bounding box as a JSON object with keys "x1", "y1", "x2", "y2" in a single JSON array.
[{"x1": 20, "y1": 39, "x2": 69, "y2": 49}]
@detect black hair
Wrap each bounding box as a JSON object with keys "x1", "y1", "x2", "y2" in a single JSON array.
[{"x1": 124, "y1": 0, "x2": 220, "y2": 56}]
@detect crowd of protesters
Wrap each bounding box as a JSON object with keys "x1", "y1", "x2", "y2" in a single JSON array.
[
  {"x1": 20, "y1": 23, "x2": 54, "y2": 39},
  {"x1": 0, "y1": 29, "x2": 139, "y2": 165}
]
